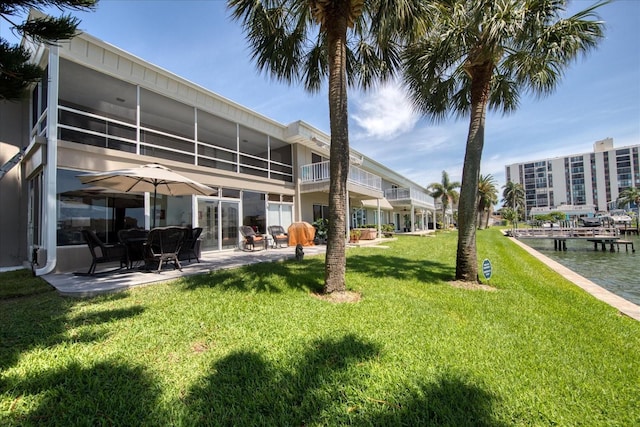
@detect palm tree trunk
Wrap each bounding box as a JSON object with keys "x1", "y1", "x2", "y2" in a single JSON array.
[
  {"x1": 456, "y1": 64, "x2": 492, "y2": 282},
  {"x1": 485, "y1": 206, "x2": 491, "y2": 229},
  {"x1": 324, "y1": 17, "x2": 349, "y2": 294}
]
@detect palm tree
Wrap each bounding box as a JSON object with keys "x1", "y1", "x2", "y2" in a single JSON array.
[
  {"x1": 228, "y1": 0, "x2": 429, "y2": 293},
  {"x1": 402, "y1": 0, "x2": 607, "y2": 282},
  {"x1": 502, "y1": 181, "x2": 525, "y2": 223},
  {"x1": 617, "y1": 186, "x2": 640, "y2": 232},
  {"x1": 428, "y1": 170, "x2": 460, "y2": 229},
  {"x1": 477, "y1": 174, "x2": 498, "y2": 229}
]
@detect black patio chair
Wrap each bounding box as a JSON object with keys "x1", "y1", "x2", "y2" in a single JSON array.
[
  {"x1": 80, "y1": 229, "x2": 126, "y2": 275},
  {"x1": 267, "y1": 225, "x2": 289, "y2": 248},
  {"x1": 178, "y1": 227, "x2": 203, "y2": 263},
  {"x1": 144, "y1": 226, "x2": 187, "y2": 272},
  {"x1": 239, "y1": 225, "x2": 265, "y2": 251}
]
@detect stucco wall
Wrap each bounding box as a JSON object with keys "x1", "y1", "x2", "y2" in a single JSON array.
[{"x1": 0, "y1": 101, "x2": 29, "y2": 269}]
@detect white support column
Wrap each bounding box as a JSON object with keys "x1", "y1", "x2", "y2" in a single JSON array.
[
  {"x1": 411, "y1": 205, "x2": 415, "y2": 232},
  {"x1": 377, "y1": 200, "x2": 381, "y2": 237},
  {"x1": 346, "y1": 191, "x2": 350, "y2": 240},
  {"x1": 35, "y1": 45, "x2": 60, "y2": 276},
  {"x1": 136, "y1": 86, "x2": 141, "y2": 155},
  {"x1": 144, "y1": 192, "x2": 151, "y2": 230}
]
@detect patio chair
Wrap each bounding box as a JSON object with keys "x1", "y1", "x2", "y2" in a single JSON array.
[
  {"x1": 144, "y1": 226, "x2": 187, "y2": 272},
  {"x1": 267, "y1": 225, "x2": 289, "y2": 248},
  {"x1": 239, "y1": 225, "x2": 266, "y2": 251},
  {"x1": 178, "y1": 227, "x2": 203, "y2": 263},
  {"x1": 80, "y1": 229, "x2": 127, "y2": 275}
]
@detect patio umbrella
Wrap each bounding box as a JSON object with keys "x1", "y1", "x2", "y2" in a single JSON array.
[{"x1": 77, "y1": 164, "x2": 215, "y2": 228}]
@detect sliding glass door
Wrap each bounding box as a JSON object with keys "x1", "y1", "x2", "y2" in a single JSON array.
[{"x1": 197, "y1": 198, "x2": 239, "y2": 251}]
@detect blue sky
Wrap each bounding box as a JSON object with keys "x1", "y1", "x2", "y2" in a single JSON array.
[{"x1": 3, "y1": 0, "x2": 639, "y2": 191}]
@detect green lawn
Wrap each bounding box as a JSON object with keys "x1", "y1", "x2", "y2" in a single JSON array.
[{"x1": 1, "y1": 229, "x2": 638, "y2": 426}]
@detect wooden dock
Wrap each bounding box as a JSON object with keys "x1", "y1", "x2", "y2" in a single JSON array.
[
  {"x1": 509, "y1": 227, "x2": 635, "y2": 253},
  {"x1": 616, "y1": 226, "x2": 639, "y2": 236}
]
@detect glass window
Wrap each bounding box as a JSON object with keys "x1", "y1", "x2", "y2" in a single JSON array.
[
  {"x1": 56, "y1": 168, "x2": 195, "y2": 246},
  {"x1": 151, "y1": 194, "x2": 193, "y2": 228},
  {"x1": 313, "y1": 204, "x2": 329, "y2": 221},
  {"x1": 57, "y1": 168, "x2": 144, "y2": 246},
  {"x1": 242, "y1": 191, "x2": 266, "y2": 233},
  {"x1": 222, "y1": 188, "x2": 241, "y2": 199}
]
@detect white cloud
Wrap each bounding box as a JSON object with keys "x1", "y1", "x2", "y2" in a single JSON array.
[{"x1": 351, "y1": 83, "x2": 420, "y2": 139}]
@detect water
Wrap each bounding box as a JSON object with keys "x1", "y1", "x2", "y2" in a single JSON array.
[{"x1": 521, "y1": 233, "x2": 640, "y2": 306}]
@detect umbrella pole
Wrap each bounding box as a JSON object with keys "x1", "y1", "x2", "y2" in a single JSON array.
[{"x1": 152, "y1": 187, "x2": 157, "y2": 229}]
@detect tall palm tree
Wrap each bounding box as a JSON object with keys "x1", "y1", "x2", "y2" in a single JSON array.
[
  {"x1": 228, "y1": 0, "x2": 429, "y2": 293},
  {"x1": 402, "y1": 0, "x2": 607, "y2": 282},
  {"x1": 477, "y1": 174, "x2": 498, "y2": 229},
  {"x1": 428, "y1": 170, "x2": 460, "y2": 228},
  {"x1": 617, "y1": 186, "x2": 640, "y2": 232},
  {"x1": 502, "y1": 180, "x2": 525, "y2": 221}
]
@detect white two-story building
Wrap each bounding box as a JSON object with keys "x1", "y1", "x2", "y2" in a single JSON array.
[{"x1": 0, "y1": 12, "x2": 437, "y2": 274}]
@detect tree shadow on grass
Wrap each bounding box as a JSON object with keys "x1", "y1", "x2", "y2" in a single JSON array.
[
  {"x1": 184, "y1": 334, "x2": 379, "y2": 425},
  {"x1": 359, "y1": 374, "x2": 507, "y2": 426},
  {"x1": 180, "y1": 257, "x2": 326, "y2": 294},
  {"x1": 0, "y1": 293, "x2": 145, "y2": 372},
  {"x1": 1, "y1": 360, "x2": 165, "y2": 426},
  {"x1": 181, "y1": 250, "x2": 454, "y2": 296},
  {"x1": 347, "y1": 253, "x2": 454, "y2": 283},
  {"x1": 183, "y1": 334, "x2": 504, "y2": 426}
]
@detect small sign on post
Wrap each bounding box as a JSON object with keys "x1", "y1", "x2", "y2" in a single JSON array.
[{"x1": 482, "y1": 259, "x2": 492, "y2": 281}]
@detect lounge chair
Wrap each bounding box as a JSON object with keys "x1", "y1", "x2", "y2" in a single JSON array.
[
  {"x1": 239, "y1": 226, "x2": 265, "y2": 251},
  {"x1": 80, "y1": 229, "x2": 127, "y2": 275},
  {"x1": 267, "y1": 225, "x2": 289, "y2": 248},
  {"x1": 144, "y1": 226, "x2": 187, "y2": 272}
]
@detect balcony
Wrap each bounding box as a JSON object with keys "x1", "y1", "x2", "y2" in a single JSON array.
[
  {"x1": 385, "y1": 187, "x2": 433, "y2": 207},
  {"x1": 300, "y1": 161, "x2": 382, "y2": 197}
]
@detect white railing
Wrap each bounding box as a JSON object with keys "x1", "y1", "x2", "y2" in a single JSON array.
[
  {"x1": 56, "y1": 104, "x2": 293, "y2": 181},
  {"x1": 385, "y1": 187, "x2": 433, "y2": 205},
  {"x1": 300, "y1": 161, "x2": 382, "y2": 191}
]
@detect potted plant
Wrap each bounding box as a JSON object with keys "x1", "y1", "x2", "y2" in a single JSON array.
[
  {"x1": 313, "y1": 218, "x2": 328, "y2": 244},
  {"x1": 358, "y1": 225, "x2": 377, "y2": 240},
  {"x1": 349, "y1": 229, "x2": 361, "y2": 243},
  {"x1": 382, "y1": 223, "x2": 394, "y2": 238}
]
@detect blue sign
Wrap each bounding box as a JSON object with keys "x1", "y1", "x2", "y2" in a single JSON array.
[{"x1": 482, "y1": 259, "x2": 492, "y2": 280}]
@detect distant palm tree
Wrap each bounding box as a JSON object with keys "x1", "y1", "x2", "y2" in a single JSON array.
[
  {"x1": 228, "y1": 0, "x2": 429, "y2": 293},
  {"x1": 617, "y1": 186, "x2": 640, "y2": 231},
  {"x1": 428, "y1": 170, "x2": 460, "y2": 228},
  {"x1": 502, "y1": 181, "x2": 525, "y2": 221},
  {"x1": 477, "y1": 174, "x2": 498, "y2": 229},
  {"x1": 402, "y1": 0, "x2": 607, "y2": 282}
]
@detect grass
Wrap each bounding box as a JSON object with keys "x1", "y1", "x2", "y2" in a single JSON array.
[
  {"x1": 1, "y1": 229, "x2": 639, "y2": 426},
  {"x1": 0, "y1": 269, "x2": 55, "y2": 299}
]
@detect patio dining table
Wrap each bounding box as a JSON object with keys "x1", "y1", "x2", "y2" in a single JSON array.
[{"x1": 118, "y1": 229, "x2": 149, "y2": 269}]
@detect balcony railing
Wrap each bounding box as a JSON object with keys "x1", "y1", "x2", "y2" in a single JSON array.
[
  {"x1": 56, "y1": 104, "x2": 293, "y2": 182},
  {"x1": 300, "y1": 161, "x2": 382, "y2": 191},
  {"x1": 385, "y1": 187, "x2": 433, "y2": 205}
]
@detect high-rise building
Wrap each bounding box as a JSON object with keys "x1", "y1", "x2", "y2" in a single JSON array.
[{"x1": 505, "y1": 138, "x2": 640, "y2": 217}]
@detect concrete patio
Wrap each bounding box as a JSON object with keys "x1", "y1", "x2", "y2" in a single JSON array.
[{"x1": 43, "y1": 244, "x2": 328, "y2": 298}]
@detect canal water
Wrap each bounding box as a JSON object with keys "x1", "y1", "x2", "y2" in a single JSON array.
[{"x1": 520, "y1": 233, "x2": 640, "y2": 306}]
